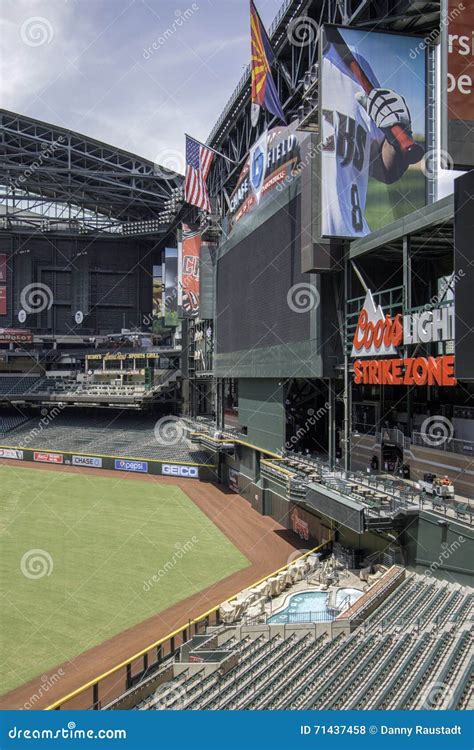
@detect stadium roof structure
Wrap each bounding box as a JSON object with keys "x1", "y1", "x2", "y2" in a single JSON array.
[
  {"x1": 0, "y1": 109, "x2": 183, "y2": 231},
  {"x1": 206, "y1": 0, "x2": 440, "y2": 195}
]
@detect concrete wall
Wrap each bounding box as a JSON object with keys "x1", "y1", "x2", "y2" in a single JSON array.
[
  {"x1": 402, "y1": 510, "x2": 474, "y2": 576},
  {"x1": 238, "y1": 378, "x2": 285, "y2": 454}
]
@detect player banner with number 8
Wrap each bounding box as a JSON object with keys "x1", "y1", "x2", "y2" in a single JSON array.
[{"x1": 320, "y1": 25, "x2": 426, "y2": 239}]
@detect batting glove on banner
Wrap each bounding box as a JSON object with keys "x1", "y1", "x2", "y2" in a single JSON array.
[{"x1": 357, "y1": 88, "x2": 412, "y2": 132}]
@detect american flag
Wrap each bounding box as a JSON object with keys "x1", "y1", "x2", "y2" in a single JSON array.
[{"x1": 185, "y1": 135, "x2": 214, "y2": 213}]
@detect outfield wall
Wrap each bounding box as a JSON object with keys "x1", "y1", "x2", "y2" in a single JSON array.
[{"x1": 0, "y1": 445, "x2": 217, "y2": 481}]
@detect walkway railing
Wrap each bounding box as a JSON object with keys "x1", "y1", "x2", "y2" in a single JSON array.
[{"x1": 411, "y1": 431, "x2": 474, "y2": 456}]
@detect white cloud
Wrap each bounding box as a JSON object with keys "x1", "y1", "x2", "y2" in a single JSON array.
[{"x1": 0, "y1": 0, "x2": 275, "y2": 158}]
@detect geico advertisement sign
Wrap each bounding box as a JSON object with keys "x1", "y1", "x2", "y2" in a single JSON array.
[
  {"x1": 0, "y1": 448, "x2": 24, "y2": 460},
  {"x1": 72, "y1": 455, "x2": 102, "y2": 468},
  {"x1": 162, "y1": 464, "x2": 199, "y2": 478},
  {"x1": 34, "y1": 452, "x2": 63, "y2": 464}
]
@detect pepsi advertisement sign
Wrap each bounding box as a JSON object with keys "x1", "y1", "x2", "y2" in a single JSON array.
[{"x1": 115, "y1": 459, "x2": 148, "y2": 473}]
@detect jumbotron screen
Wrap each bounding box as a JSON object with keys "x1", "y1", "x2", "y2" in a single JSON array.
[{"x1": 215, "y1": 195, "x2": 313, "y2": 377}]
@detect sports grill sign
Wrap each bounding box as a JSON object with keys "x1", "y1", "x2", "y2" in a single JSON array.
[{"x1": 352, "y1": 290, "x2": 456, "y2": 386}]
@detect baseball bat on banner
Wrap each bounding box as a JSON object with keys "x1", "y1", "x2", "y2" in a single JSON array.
[{"x1": 324, "y1": 26, "x2": 424, "y2": 164}]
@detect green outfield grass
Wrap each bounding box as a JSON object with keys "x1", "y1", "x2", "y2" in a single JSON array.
[
  {"x1": 365, "y1": 165, "x2": 425, "y2": 232},
  {"x1": 0, "y1": 464, "x2": 249, "y2": 696}
]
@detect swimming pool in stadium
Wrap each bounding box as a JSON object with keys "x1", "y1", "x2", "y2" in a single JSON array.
[{"x1": 267, "y1": 587, "x2": 363, "y2": 624}]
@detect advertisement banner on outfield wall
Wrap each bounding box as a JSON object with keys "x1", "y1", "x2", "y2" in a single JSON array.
[
  {"x1": 72, "y1": 455, "x2": 102, "y2": 468},
  {"x1": 34, "y1": 452, "x2": 63, "y2": 464},
  {"x1": 442, "y1": 0, "x2": 474, "y2": 169},
  {"x1": 320, "y1": 25, "x2": 426, "y2": 238},
  {"x1": 162, "y1": 464, "x2": 199, "y2": 478},
  {"x1": 115, "y1": 459, "x2": 148, "y2": 473},
  {"x1": 0, "y1": 448, "x2": 24, "y2": 460}
]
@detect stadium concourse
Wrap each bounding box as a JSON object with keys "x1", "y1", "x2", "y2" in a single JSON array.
[{"x1": 0, "y1": 0, "x2": 473, "y2": 717}]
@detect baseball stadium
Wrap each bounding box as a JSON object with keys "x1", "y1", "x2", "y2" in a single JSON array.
[{"x1": 0, "y1": 0, "x2": 473, "y2": 721}]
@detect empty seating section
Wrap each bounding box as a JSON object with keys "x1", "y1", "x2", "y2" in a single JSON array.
[
  {"x1": 0, "y1": 372, "x2": 176, "y2": 401},
  {"x1": 30, "y1": 378, "x2": 150, "y2": 399},
  {"x1": 0, "y1": 412, "x2": 31, "y2": 435},
  {"x1": 0, "y1": 411, "x2": 212, "y2": 464},
  {"x1": 134, "y1": 572, "x2": 472, "y2": 711},
  {"x1": 0, "y1": 376, "x2": 42, "y2": 395}
]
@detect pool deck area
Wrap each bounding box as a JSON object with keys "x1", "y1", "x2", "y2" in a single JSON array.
[{"x1": 265, "y1": 568, "x2": 366, "y2": 622}]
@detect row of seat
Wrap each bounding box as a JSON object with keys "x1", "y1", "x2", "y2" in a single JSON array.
[
  {"x1": 0, "y1": 413, "x2": 30, "y2": 434},
  {"x1": 0, "y1": 411, "x2": 212, "y2": 464},
  {"x1": 134, "y1": 572, "x2": 473, "y2": 712},
  {"x1": 0, "y1": 376, "x2": 41, "y2": 395}
]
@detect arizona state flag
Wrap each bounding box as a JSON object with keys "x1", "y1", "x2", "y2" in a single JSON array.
[{"x1": 250, "y1": 0, "x2": 286, "y2": 127}]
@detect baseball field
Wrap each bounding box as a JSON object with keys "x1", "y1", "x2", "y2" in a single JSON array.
[{"x1": 0, "y1": 463, "x2": 249, "y2": 695}]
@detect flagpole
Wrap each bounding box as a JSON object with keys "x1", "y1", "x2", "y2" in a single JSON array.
[{"x1": 184, "y1": 134, "x2": 237, "y2": 165}]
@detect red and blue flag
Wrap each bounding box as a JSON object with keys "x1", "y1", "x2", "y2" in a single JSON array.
[{"x1": 250, "y1": 0, "x2": 286, "y2": 126}]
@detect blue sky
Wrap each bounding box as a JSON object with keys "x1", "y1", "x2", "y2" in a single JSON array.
[{"x1": 1, "y1": 0, "x2": 283, "y2": 169}]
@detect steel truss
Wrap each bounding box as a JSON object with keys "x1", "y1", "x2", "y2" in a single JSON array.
[
  {"x1": 206, "y1": 0, "x2": 440, "y2": 199},
  {"x1": 0, "y1": 109, "x2": 183, "y2": 231}
]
